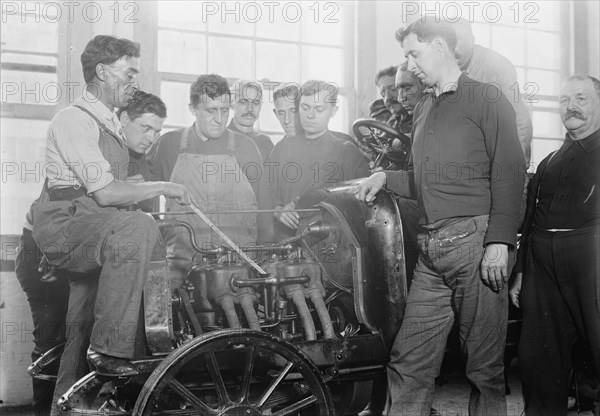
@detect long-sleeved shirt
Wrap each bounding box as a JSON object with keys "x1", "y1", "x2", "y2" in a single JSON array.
[
  {"x1": 227, "y1": 121, "x2": 274, "y2": 160},
  {"x1": 462, "y1": 44, "x2": 533, "y2": 165},
  {"x1": 385, "y1": 73, "x2": 526, "y2": 247},
  {"x1": 266, "y1": 130, "x2": 370, "y2": 208}
]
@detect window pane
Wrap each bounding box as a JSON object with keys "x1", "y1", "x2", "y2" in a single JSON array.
[
  {"x1": 208, "y1": 38, "x2": 252, "y2": 78},
  {"x1": 531, "y1": 138, "x2": 562, "y2": 167},
  {"x1": 491, "y1": 26, "x2": 525, "y2": 67},
  {"x1": 526, "y1": 69, "x2": 560, "y2": 97},
  {"x1": 0, "y1": 118, "x2": 49, "y2": 235},
  {"x1": 532, "y1": 111, "x2": 563, "y2": 139},
  {"x1": 301, "y1": 46, "x2": 343, "y2": 83},
  {"x1": 256, "y1": 42, "x2": 299, "y2": 81},
  {"x1": 160, "y1": 81, "x2": 195, "y2": 127},
  {"x1": 256, "y1": 15, "x2": 300, "y2": 41},
  {"x1": 208, "y1": 16, "x2": 254, "y2": 37},
  {"x1": 300, "y1": 2, "x2": 344, "y2": 46},
  {"x1": 472, "y1": 22, "x2": 491, "y2": 47},
  {"x1": 1, "y1": 70, "x2": 58, "y2": 105},
  {"x1": 1, "y1": 53, "x2": 57, "y2": 67},
  {"x1": 534, "y1": 2, "x2": 561, "y2": 31},
  {"x1": 158, "y1": 1, "x2": 207, "y2": 31},
  {"x1": 527, "y1": 31, "x2": 560, "y2": 70},
  {"x1": 158, "y1": 30, "x2": 206, "y2": 74},
  {"x1": 1, "y1": 19, "x2": 57, "y2": 54}
]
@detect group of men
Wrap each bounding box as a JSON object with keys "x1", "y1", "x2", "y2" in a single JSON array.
[{"x1": 15, "y1": 16, "x2": 598, "y2": 416}]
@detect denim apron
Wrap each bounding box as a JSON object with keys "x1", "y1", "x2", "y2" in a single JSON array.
[
  {"x1": 163, "y1": 127, "x2": 258, "y2": 280},
  {"x1": 33, "y1": 105, "x2": 129, "y2": 271}
]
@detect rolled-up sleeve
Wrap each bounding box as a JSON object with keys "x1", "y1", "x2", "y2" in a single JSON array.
[{"x1": 47, "y1": 107, "x2": 114, "y2": 193}]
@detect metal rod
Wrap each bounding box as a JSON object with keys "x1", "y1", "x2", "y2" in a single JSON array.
[
  {"x1": 148, "y1": 208, "x2": 320, "y2": 216},
  {"x1": 187, "y1": 202, "x2": 268, "y2": 275}
]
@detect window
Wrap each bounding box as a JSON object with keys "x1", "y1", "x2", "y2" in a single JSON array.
[
  {"x1": 1, "y1": 6, "x2": 62, "y2": 234},
  {"x1": 471, "y1": 1, "x2": 568, "y2": 167},
  {"x1": 155, "y1": 1, "x2": 354, "y2": 140}
]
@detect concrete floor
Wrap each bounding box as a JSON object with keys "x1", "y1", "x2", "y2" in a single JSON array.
[{"x1": 1, "y1": 363, "x2": 595, "y2": 416}]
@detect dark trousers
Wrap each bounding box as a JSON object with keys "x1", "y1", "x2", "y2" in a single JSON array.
[
  {"x1": 15, "y1": 229, "x2": 70, "y2": 415},
  {"x1": 519, "y1": 226, "x2": 600, "y2": 416},
  {"x1": 387, "y1": 215, "x2": 509, "y2": 416},
  {"x1": 50, "y1": 277, "x2": 97, "y2": 416}
]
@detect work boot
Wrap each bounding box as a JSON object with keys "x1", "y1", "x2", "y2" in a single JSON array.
[{"x1": 86, "y1": 347, "x2": 138, "y2": 377}]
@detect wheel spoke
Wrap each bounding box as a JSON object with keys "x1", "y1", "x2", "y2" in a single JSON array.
[
  {"x1": 271, "y1": 395, "x2": 318, "y2": 416},
  {"x1": 238, "y1": 346, "x2": 256, "y2": 402},
  {"x1": 206, "y1": 351, "x2": 230, "y2": 406},
  {"x1": 167, "y1": 378, "x2": 217, "y2": 415},
  {"x1": 256, "y1": 361, "x2": 294, "y2": 407}
]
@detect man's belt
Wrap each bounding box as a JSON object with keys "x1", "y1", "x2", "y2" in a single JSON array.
[{"x1": 48, "y1": 185, "x2": 88, "y2": 201}]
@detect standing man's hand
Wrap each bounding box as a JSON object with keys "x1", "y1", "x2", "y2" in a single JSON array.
[
  {"x1": 354, "y1": 171, "x2": 386, "y2": 204},
  {"x1": 481, "y1": 243, "x2": 509, "y2": 292},
  {"x1": 509, "y1": 272, "x2": 523, "y2": 308},
  {"x1": 274, "y1": 198, "x2": 299, "y2": 230},
  {"x1": 163, "y1": 183, "x2": 192, "y2": 205}
]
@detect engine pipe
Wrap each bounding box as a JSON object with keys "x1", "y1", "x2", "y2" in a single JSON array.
[
  {"x1": 308, "y1": 290, "x2": 336, "y2": 339},
  {"x1": 289, "y1": 291, "x2": 316, "y2": 341},
  {"x1": 231, "y1": 275, "x2": 310, "y2": 288},
  {"x1": 220, "y1": 296, "x2": 241, "y2": 329},
  {"x1": 239, "y1": 293, "x2": 261, "y2": 331}
]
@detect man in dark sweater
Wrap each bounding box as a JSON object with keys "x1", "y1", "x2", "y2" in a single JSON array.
[
  {"x1": 511, "y1": 75, "x2": 600, "y2": 416},
  {"x1": 267, "y1": 79, "x2": 369, "y2": 240},
  {"x1": 228, "y1": 79, "x2": 274, "y2": 160},
  {"x1": 356, "y1": 19, "x2": 525, "y2": 415}
]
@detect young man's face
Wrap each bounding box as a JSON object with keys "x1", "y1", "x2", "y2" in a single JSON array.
[
  {"x1": 299, "y1": 89, "x2": 338, "y2": 138},
  {"x1": 102, "y1": 56, "x2": 140, "y2": 108},
  {"x1": 376, "y1": 75, "x2": 402, "y2": 116},
  {"x1": 402, "y1": 33, "x2": 441, "y2": 88},
  {"x1": 121, "y1": 112, "x2": 165, "y2": 154},
  {"x1": 273, "y1": 96, "x2": 301, "y2": 137},
  {"x1": 232, "y1": 86, "x2": 262, "y2": 129},
  {"x1": 190, "y1": 93, "x2": 230, "y2": 140}
]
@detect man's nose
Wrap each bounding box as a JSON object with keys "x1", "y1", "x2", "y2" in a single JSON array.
[
  {"x1": 407, "y1": 56, "x2": 417, "y2": 71},
  {"x1": 215, "y1": 111, "x2": 224, "y2": 123}
]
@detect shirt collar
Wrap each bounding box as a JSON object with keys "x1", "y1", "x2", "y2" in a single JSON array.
[
  {"x1": 75, "y1": 91, "x2": 125, "y2": 141},
  {"x1": 565, "y1": 129, "x2": 600, "y2": 154}
]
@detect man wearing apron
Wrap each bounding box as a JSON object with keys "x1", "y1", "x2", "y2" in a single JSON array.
[
  {"x1": 147, "y1": 74, "x2": 270, "y2": 285},
  {"x1": 32, "y1": 36, "x2": 190, "y2": 387}
]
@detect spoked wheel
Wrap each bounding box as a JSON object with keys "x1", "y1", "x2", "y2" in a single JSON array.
[
  {"x1": 351, "y1": 118, "x2": 411, "y2": 170},
  {"x1": 133, "y1": 329, "x2": 334, "y2": 415}
]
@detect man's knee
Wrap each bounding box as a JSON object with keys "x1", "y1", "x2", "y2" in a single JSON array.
[{"x1": 121, "y1": 212, "x2": 158, "y2": 239}]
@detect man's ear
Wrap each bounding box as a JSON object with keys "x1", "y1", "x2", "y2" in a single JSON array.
[
  {"x1": 330, "y1": 105, "x2": 339, "y2": 119},
  {"x1": 120, "y1": 111, "x2": 131, "y2": 126},
  {"x1": 96, "y1": 63, "x2": 106, "y2": 82},
  {"x1": 432, "y1": 36, "x2": 447, "y2": 53},
  {"x1": 188, "y1": 103, "x2": 195, "y2": 115},
  {"x1": 272, "y1": 108, "x2": 277, "y2": 116}
]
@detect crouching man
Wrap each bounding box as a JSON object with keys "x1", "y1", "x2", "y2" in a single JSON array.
[{"x1": 32, "y1": 35, "x2": 190, "y2": 380}]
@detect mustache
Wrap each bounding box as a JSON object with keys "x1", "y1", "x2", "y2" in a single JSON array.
[
  {"x1": 565, "y1": 109, "x2": 585, "y2": 120},
  {"x1": 242, "y1": 113, "x2": 256, "y2": 118}
]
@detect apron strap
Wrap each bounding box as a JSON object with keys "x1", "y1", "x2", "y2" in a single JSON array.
[
  {"x1": 179, "y1": 126, "x2": 192, "y2": 153},
  {"x1": 72, "y1": 105, "x2": 124, "y2": 144}
]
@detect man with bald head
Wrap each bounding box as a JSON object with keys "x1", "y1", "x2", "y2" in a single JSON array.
[
  {"x1": 453, "y1": 17, "x2": 533, "y2": 165},
  {"x1": 512, "y1": 75, "x2": 600, "y2": 415}
]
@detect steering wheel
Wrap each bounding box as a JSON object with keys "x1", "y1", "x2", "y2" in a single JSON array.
[{"x1": 351, "y1": 118, "x2": 411, "y2": 170}]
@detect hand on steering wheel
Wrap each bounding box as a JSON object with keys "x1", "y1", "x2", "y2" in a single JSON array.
[{"x1": 351, "y1": 118, "x2": 411, "y2": 171}]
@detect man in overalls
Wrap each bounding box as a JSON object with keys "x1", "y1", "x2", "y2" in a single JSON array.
[
  {"x1": 147, "y1": 74, "x2": 270, "y2": 285},
  {"x1": 32, "y1": 35, "x2": 191, "y2": 386}
]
